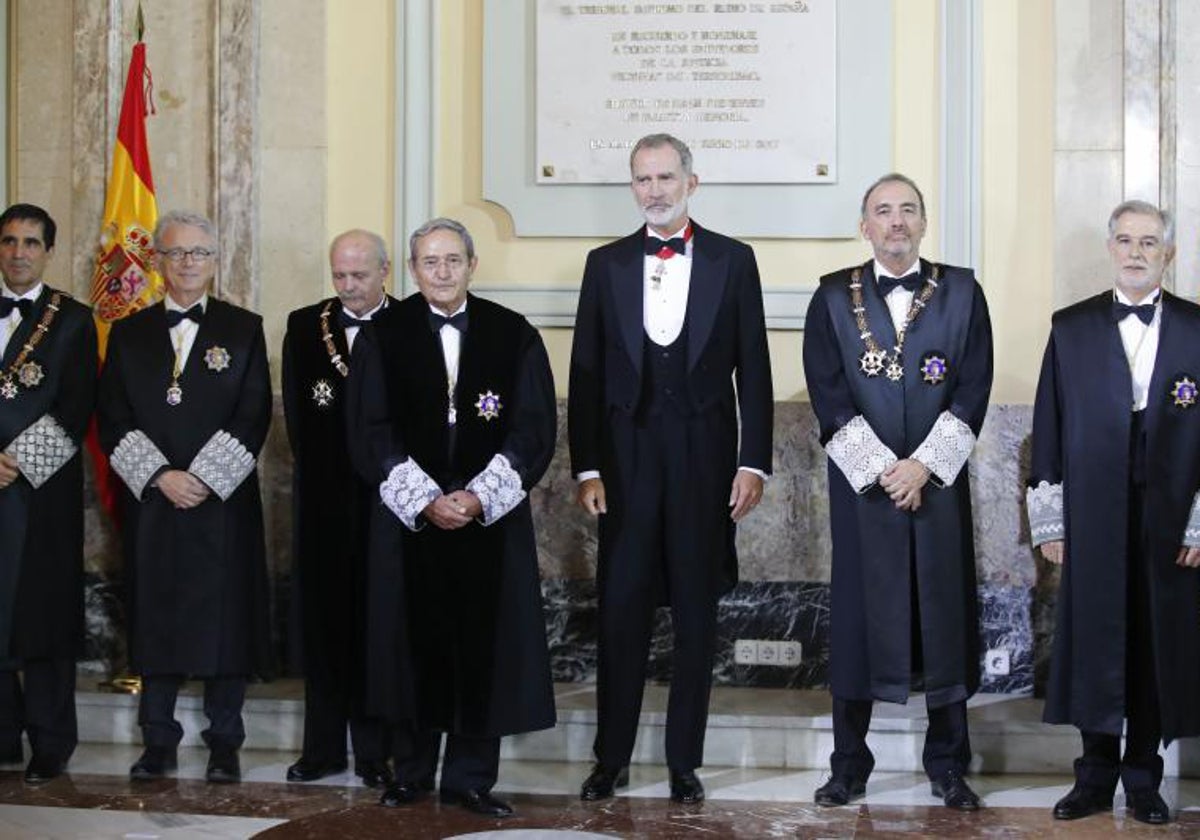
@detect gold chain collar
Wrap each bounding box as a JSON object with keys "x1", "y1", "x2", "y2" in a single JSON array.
[{"x1": 849, "y1": 265, "x2": 940, "y2": 381}]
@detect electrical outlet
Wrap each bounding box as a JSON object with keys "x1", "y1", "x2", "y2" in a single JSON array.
[
  {"x1": 734, "y1": 639, "x2": 758, "y2": 665},
  {"x1": 985, "y1": 648, "x2": 1011, "y2": 676},
  {"x1": 758, "y1": 640, "x2": 780, "y2": 664},
  {"x1": 779, "y1": 640, "x2": 803, "y2": 666}
]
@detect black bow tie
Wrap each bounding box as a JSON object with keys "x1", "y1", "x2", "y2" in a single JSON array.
[
  {"x1": 338, "y1": 310, "x2": 371, "y2": 330},
  {"x1": 646, "y1": 236, "x2": 687, "y2": 256},
  {"x1": 429, "y1": 310, "x2": 468, "y2": 333},
  {"x1": 165, "y1": 304, "x2": 204, "y2": 328},
  {"x1": 1113, "y1": 300, "x2": 1157, "y2": 325},
  {"x1": 0, "y1": 298, "x2": 32, "y2": 319},
  {"x1": 877, "y1": 272, "x2": 923, "y2": 297}
]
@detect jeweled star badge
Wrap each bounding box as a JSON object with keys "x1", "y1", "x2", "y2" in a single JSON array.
[
  {"x1": 0, "y1": 379, "x2": 16, "y2": 399},
  {"x1": 920, "y1": 354, "x2": 948, "y2": 385},
  {"x1": 885, "y1": 359, "x2": 905, "y2": 382},
  {"x1": 475, "y1": 390, "x2": 502, "y2": 421},
  {"x1": 166, "y1": 384, "x2": 183, "y2": 406},
  {"x1": 1172, "y1": 376, "x2": 1197, "y2": 407},
  {"x1": 16, "y1": 361, "x2": 44, "y2": 389},
  {"x1": 312, "y1": 379, "x2": 335, "y2": 408},
  {"x1": 204, "y1": 346, "x2": 231, "y2": 372},
  {"x1": 859, "y1": 349, "x2": 886, "y2": 377}
]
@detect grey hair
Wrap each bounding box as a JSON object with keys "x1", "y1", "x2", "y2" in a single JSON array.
[
  {"x1": 153, "y1": 210, "x2": 218, "y2": 251},
  {"x1": 409, "y1": 217, "x2": 475, "y2": 262},
  {"x1": 331, "y1": 229, "x2": 389, "y2": 267},
  {"x1": 629, "y1": 133, "x2": 694, "y2": 176},
  {"x1": 1108, "y1": 200, "x2": 1175, "y2": 247},
  {"x1": 860, "y1": 172, "x2": 927, "y2": 220}
]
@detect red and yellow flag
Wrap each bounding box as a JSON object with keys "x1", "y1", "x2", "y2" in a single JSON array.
[
  {"x1": 88, "y1": 18, "x2": 161, "y2": 519},
  {"x1": 90, "y1": 32, "x2": 162, "y2": 355}
]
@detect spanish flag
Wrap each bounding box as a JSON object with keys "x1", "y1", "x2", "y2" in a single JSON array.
[{"x1": 88, "y1": 13, "x2": 161, "y2": 518}]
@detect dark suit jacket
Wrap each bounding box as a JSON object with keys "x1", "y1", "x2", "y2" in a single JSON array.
[{"x1": 568, "y1": 220, "x2": 773, "y2": 595}]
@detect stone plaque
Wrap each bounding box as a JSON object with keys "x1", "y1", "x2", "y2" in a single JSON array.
[{"x1": 536, "y1": 1, "x2": 837, "y2": 184}]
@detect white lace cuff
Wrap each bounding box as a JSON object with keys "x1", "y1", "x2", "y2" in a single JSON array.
[
  {"x1": 380, "y1": 458, "x2": 442, "y2": 530},
  {"x1": 467, "y1": 453, "x2": 527, "y2": 526},
  {"x1": 4, "y1": 414, "x2": 78, "y2": 489},
  {"x1": 1026, "y1": 480, "x2": 1065, "y2": 547},
  {"x1": 911, "y1": 410, "x2": 976, "y2": 487},
  {"x1": 1183, "y1": 491, "x2": 1200, "y2": 548},
  {"x1": 110, "y1": 430, "x2": 170, "y2": 500},
  {"x1": 188, "y1": 431, "x2": 256, "y2": 501},
  {"x1": 824, "y1": 415, "x2": 898, "y2": 493}
]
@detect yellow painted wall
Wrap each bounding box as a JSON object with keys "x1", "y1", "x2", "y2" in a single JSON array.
[{"x1": 326, "y1": 0, "x2": 1054, "y2": 403}]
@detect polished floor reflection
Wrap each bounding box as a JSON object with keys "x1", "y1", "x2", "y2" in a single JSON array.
[{"x1": 0, "y1": 744, "x2": 1197, "y2": 838}]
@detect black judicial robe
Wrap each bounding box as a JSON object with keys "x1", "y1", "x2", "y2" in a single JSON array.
[
  {"x1": 348, "y1": 292, "x2": 556, "y2": 737},
  {"x1": 1030, "y1": 290, "x2": 1200, "y2": 741},
  {"x1": 97, "y1": 299, "x2": 273, "y2": 678},
  {"x1": 281, "y1": 295, "x2": 396, "y2": 679},
  {"x1": 803, "y1": 260, "x2": 993, "y2": 706},
  {"x1": 568, "y1": 222, "x2": 774, "y2": 600},
  {"x1": 0, "y1": 288, "x2": 96, "y2": 660}
]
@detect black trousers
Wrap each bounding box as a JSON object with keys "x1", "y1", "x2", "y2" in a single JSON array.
[
  {"x1": 392, "y1": 725, "x2": 500, "y2": 793},
  {"x1": 1075, "y1": 469, "x2": 1163, "y2": 794},
  {"x1": 139, "y1": 674, "x2": 246, "y2": 751},
  {"x1": 0, "y1": 659, "x2": 77, "y2": 764},
  {"x1": 594, "y1": 410, "x2": 720, "y2": 773},
  {"x1": 830, "y1": 695, "x2": 971, "y2": 782},
  {"x1": 299, "y1": 670, "x2": 387, "y2": 767}
]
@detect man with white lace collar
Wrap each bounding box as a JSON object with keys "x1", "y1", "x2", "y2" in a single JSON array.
[
  {"x1": 1027, "y1": 200, "x2": 1200, "y2": 826},
  {"x1": 97, "y1": 210, "x2": 272, "y2": 787},
  {"x1": 0, "y1": 203, "x2": 97, "y2": 784},
  {"x1": 803, "y1": 173, "x2": 993, "y2": 811},
  {"x1": 347, "y1": 218, "x2": 556, "y2": 819}
]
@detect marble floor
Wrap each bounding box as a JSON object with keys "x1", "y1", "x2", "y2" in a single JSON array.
[{"x1": 0, "y1": 744, "x2": 1198, "y2": 839}]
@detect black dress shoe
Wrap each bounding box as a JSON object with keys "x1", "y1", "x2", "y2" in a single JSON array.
[
  {"x1": 130, "y1": 747, "x2": 178, "y2": 781},
  {"x1": 930, "y1": 770, "x2": 981, "y2": 810},
  {"x1": 355, "y1": 759, "x2": 394, "y2": 789},
  {"x1": 206, "y1": 748, "x2": 241, "y2": 784},
  {"x1": 440, "y1": 788, "x2": 514, "y2": 817},
  {"x1": 580, "y1": 764, "x2": 629, "y2": 801},
  {"x1": 815, "y1": 774, "x2": 867, "y2": 806},
  {"x1": 286, "y1": 756, "x2": 347, "y2": 782},
  {"x1": 1127, "y1": 789, "x2": 1171, "y2": 825},
  {"x1": 1052, "y1": 783, "x2": 1113, "y2": 820},
  {"x1": 380, "y1": 780, "x2": 432, "y2": 807},
  {"x1": 669, "y1": 770, "x2": 705, "y2": 803},
  {"x1": 23, "y1": 756, "x2": 65, "y2": 784}
]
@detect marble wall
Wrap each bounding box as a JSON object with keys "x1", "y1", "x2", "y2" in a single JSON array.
[{"x1": 81, "y1": 399, "x2": 1050, "y2": 697}]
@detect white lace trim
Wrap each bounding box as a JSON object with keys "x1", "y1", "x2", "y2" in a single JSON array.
[
  {"x1": 910, "y1": 410, "x2": 976, "y2": 487},
  {"x1": 380, "y1": 457, "x2": 442, "y2": 531},
  {"x1": 188, "y1": 430, "x2": 256, "y2": 501},
  {"x1": 1184, "y1": 491, "x2": 1200, "y2": 548},
  {"x1": 824, "y1": 415, "x2": 898, "y2": 494},
  {"x1": 110, "y1": 430, "x2": 170, "y2": 500},
  {"x1": 1026, "y1": 480, "x2": 1065, "y2": 547},
  {"x1": 467, "y1": 453, "x2": 526, "y2": 526},
  {"x1": 4, "y1": 414, "x2": 77, "y2": 489}
]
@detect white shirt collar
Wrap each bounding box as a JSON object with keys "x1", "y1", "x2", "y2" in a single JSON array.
[
  {"x1": 344, "y1": 295, "x2": 388, "y2": 321},
  {"x1": 165, "y1": 292, "x2": 208, "y2": 313},
  {"x1": 429, "y1": 300, "x2": 467, "y2": 318},
  {"x1": 1114, "y1": 286, "x2": 1162, "y2": 307},
  {"x1": 873, "y1": 258, "x2": 921, "y2": 280},
  {"x1": 2, "y1": 281, "x2": 43, "y2": 302}
]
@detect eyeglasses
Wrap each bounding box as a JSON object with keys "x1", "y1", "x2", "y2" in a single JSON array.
[
  {"x1": 159, "y1": 247, "x2": 216, "y2": 263},
  {"x1": 417, "y1": 254, "x2": 467, "y2": 271}
]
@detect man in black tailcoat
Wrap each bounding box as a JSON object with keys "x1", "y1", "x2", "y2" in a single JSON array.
[
  {"x1": 281, "y1": 229, "x2": 393, "y2": 787},
  {"x1": 98, "y1": 210, "x2": 272, "y2": 785},
  {"x1": 568, "y1": 133, "x2": 774, "y2": 804},
  {"x1": 0, "y1": 204, "x2": 97, "y2": 783},
  {"x1": 802, "y1": 173, "x2": 993, "y2": 810},
  {"x1": 348, "y1": 217, "x2": 556, "y2": 818},
  {"x1": 1028, "y1": 200, "x2": 1200, "y2": 826}
]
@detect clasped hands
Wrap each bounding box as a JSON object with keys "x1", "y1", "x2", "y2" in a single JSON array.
[
  {"x1": 879, "y1": 458, "x2": 930, "y2": 511},
  {"x1": 422, "y1": 490, "x2": 484, "y2": 530},
  {"x1": 576, "y1": 471, "x2": 764, "y2": 523},
  {"x1": 154, "y1": 469, "x2": 211, "y2": 509}
]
